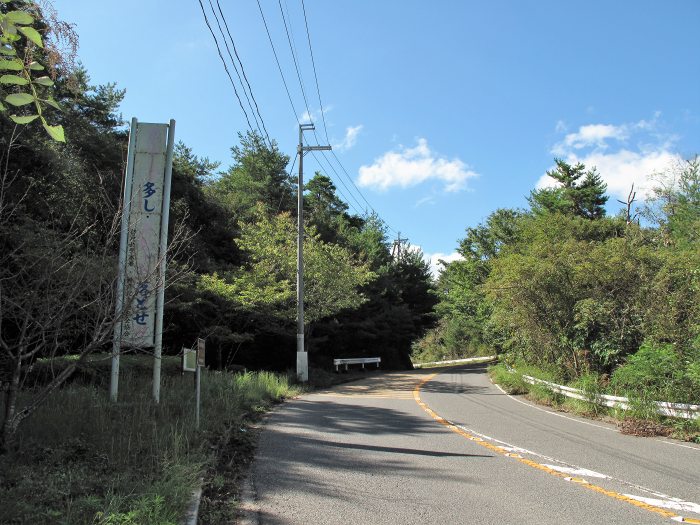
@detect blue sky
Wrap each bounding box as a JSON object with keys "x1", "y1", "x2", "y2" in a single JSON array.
[{"x1": 52, "y1": 0, "x2": 700, "y2": 273}]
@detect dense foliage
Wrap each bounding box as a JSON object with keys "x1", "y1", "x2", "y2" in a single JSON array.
[
  {"x1": 0, "y1": 3, "x2": 436, "y2": 449},
  {"x1": 419, "y1": 158, "x2": 700, "y2": 403}
]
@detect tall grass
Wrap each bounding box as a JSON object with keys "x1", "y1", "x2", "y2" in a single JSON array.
[
  {"x1": 488, "y1": 363, "x2": 528, "y2": 394},
  {"x1": 0, "y1": 367, "x2": 300, "y2": 525}
]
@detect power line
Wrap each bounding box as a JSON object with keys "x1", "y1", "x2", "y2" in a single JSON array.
[
  {"x1": 206, "y1": 0, "x2": 265, "y2": 141},
  {"x1": 283, "y1": 0, "x2": 302, "y2": 75},
  {"x1": 255, "y1": 0, "x2": 301, "y2": 121},
  {"x1": 213, "y1": 0, "x2": 273, "y2": 147},
  {"x1": 307, "y1": 151, "x2": 365, "y2": 218},
  {"x1": 277, "y1": 0, "x2": 313, "y2": 121},
  {"x1": 257, "y1": 2, "x2": 357, "y2": 215},
  {"x1": 256, "y1": 0, "x2": 397, "y2": 235},
  {"x1": 300, "y1": 0, "x2": 330, "y2": 144},
  {"x1": 330, "y1": 150, "x2": 397, "y2": 233},
  {"x1": 197, "y1": 0, "x2": 255, "y2": 134},
  {"x1": 292, "y1": 1, "x2": 398, "y2": 234},
  {"x1": 276, "y1": 2, "x2": 327, "y2": 155},
  {"x1": 308, "y1": 148, "x2": 366, "y2": 216}
]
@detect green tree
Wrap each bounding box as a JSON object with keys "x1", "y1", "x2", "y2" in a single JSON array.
[
  {"x1": 305, "y1": 172, "x2": 347, "y2": 217},
  {"x1": 529, "y1": 159, "x2": 608, "y2": 219},
  {"x1": 325, "y1": 246, "x2": 436, "y2": 369},
  {"x1": 392, "y1": 248, "x2": 437, "y2": 332},
  {"x1": 198, "y1": 205, "x2": 374, "y2": 328},
  {"x1": 485, "y1": 214, "x2": 652, "y2": 376},
  {"x1": 645, "y1": 156, "x2": 700, "y2": 248},
  {"x1": 415, "y1": 209, "x2": 524, "y2": 361},
  {"x1": 207, "y1": 131, "x2": 293, "y2": 221},
  {"x1": 344, "y1": 212, "x2": 392, "y2": 270}
]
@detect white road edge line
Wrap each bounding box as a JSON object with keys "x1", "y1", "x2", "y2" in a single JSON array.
[
  {"x1": 493, "y1": 382, "x2": 615, "y2": 431},
  {"x1": 657, "y1": 440, "x2": 700, "y2": 452},
  {"x1": 622, "y1": 495, "x2": 700, "y2": 515},
  {"x1": 427, "y1": 370, "x2": 700, "y2": 518},
  {"x1": 452, "y1": 422, "x2": 684, "y2": 502},
  {"x1": 444, "y1": 418, "x2": 700, "y2": 518}
]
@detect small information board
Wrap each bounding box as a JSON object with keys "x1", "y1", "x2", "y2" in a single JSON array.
[{"x1": 182, "y1": 347, "x2": 197, "y2": 372}]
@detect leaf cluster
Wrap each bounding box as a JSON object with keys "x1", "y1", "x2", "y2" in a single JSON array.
[{"x1": 0, "y1": 0, "x2": 64, "y2": 140}]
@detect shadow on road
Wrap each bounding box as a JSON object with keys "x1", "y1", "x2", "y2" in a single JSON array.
[
  {"x1": 419, "y1": 380, "x2": 492, "y2": 395},
  {"x1": 276, "y1": 398, "x2": 441, "y2": 436},
  {"x1": 253, "y1": 396, "x2": 487, "y2": 507},
  {"x1": 300, "y1": 436, "x2": 493, "y2": 458},
  {"x1": 418, "y1": 365, "x2": 504, "y2": 396}
]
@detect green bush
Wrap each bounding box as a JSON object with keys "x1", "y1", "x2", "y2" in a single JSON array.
[
  {"x1": 527, "y1": 383, "x2": 563, "y2": 406},
  {"x1": 488, "y1": 363, "x2": 528, "y2": 394},
  {"x1": 610, "y1": 341, "x2": 698, "y2": 404},
  {"x1": 569, "y1": 373, "x2": 607, "y2": 416}
]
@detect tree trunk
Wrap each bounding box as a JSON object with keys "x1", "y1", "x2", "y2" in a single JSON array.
[
  {"x1": 1, "y1": 355, "x2": 80, "y2": 454},
  {"x1": 0, "y1": 353, "x2": 22, "y2": 454}
]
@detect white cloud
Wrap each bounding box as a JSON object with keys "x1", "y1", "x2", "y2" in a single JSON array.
[
  {"x1": 423, "y1": 251, "x2": 464, "y2": 279},
  {"x1": 358, "y1": 138, "x2": 479, "y2": 192},
  {"x1": 414, "y1": 194, "x2": 437, "y2": 207},
  {"x1": 543, "y1": 116, "x2": 682, "y2": 201},
  {"x1": 299, "y1": 105, "x2": 333, "y2": 126},
  {"x1": 408, "y1": 246, "x2": 463, "y2": 278},
  {"x1": 333, "y1": 125, "x2": 363, "y2": 151},
  {"x1": 558, "y1": 124, "x2": 628, "y2": 153},
  {"x1": 535, "y1": 172, "x2": 560, "y2": 190}
]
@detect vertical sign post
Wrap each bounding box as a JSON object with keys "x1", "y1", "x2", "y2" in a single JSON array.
[
  {"x1": 195, "y1": 361, "x2": 201, "y2": 430},
  {"x1": 195, "y1": 338, "x2": 205, "y2": 429},
  {"x1": 111, "y1": 119, "x2": 176, "y2": 403},
  {"x1": 152, "y1": 120, "x2": 176, "y2": 403},
  {"x1": 182, "y1": 340, "x2": 204, "y2": 430},
  {"x1": 110, "y1": 118, "x2": 138, "y2": 402}
]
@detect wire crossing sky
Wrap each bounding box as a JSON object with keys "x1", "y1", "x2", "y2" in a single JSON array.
[{"x1": 52, "y1": 0, "x2": 700, "y2": 274}]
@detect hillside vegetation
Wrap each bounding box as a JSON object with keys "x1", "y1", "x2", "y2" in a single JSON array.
[
  {"x1": 0, "y1": 1, "x2": 436, "y2": 452},
  {"x1": 416, "y1": 158, "x2": 700, "y2": 407}
]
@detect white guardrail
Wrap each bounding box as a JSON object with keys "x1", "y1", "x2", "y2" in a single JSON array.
[
  {"x1": 521, "y1": 374, "x2": 700, "y2": 420},
  {"x1": 333, "y1": 357, "x2": 381, "y2": 371},
  {"x1": 412, "y1": 356, "x2": 497, "y2": 369}
]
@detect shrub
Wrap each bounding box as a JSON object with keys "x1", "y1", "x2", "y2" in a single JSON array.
[
  {"x1": 570, "y1": 373, "x2": 606, "y2": 416},
  {"x1": 611, "y1": 339, "x2": 699, "y2": 405},
  {"x1": 488, "y1": 363, "x2": 528, "y2": 394}
]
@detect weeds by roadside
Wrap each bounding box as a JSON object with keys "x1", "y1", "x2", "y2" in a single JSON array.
[
  {"x1": 487, "y1": 363, "x2": 528, "y2": 394},
  {"x1": 0, "y1": 362, "x2": 300, "y2": 525}
]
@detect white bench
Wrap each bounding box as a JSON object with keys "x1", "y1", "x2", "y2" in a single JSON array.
[{"x1": 333, "y1": 357, "x2": 381, "y2": 372}]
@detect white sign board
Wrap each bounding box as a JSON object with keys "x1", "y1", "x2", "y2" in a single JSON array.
[
  {"x1": 121, "y1": 123, "x2": 168, "y2": 347},
  {"x1": 183, "y1": 347, "x2": 197, "y2": 372}
]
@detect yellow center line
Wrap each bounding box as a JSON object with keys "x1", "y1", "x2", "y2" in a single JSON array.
[{"x1": 413, "y1": 371, "x2": 699, "y2": 524}]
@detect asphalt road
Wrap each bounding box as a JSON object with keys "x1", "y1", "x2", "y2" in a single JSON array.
[{"x1": 241, "y1": 364, "x2": 700, "y2": 524}]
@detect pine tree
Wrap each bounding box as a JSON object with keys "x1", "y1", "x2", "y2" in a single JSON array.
[{"x1": 528, "y1": 159, "x2": 608, "y2": 219}]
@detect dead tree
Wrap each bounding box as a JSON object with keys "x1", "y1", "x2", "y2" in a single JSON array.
[{"x1": 617, "y1": 183, "x2": 639, "y2": 225}]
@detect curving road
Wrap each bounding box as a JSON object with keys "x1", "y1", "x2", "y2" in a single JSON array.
[{"x1": 240, "y1": 364, "x2": 700, "y2": 525}]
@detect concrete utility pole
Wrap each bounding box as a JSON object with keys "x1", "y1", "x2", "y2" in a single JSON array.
[
  {"x1": 391, "y1": 231, "x2": 408, "y2": 261},
  {"x1": 297, "y1": 123, "x2": 331, "y2": 382}
]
